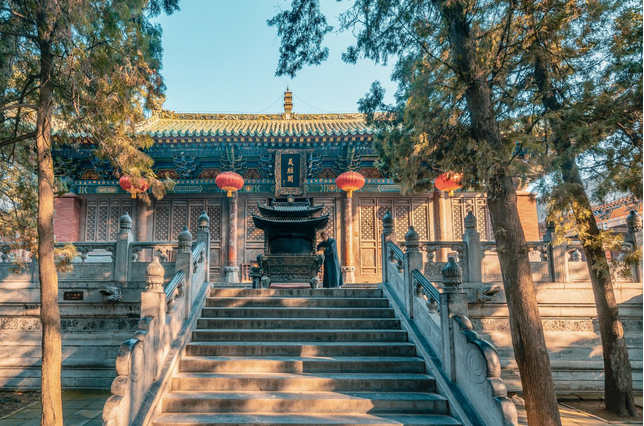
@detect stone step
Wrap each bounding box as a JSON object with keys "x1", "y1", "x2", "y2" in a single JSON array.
[
  {"x1": 209, "y1": 289, "x2": 383, "y2": 298},
  {"x1": 153, "y1": 413, "x2": 461, "y2": 426},
  {"x1": 171, "y1": 372, "x2": 436, "y2": 392},
  {"x1": 205, "y1": 297, "x2": 390, "y2": 308},
  {"x1": 195, "y1": 318, "x2": 401, "y2": 330},
  {"x1": 191, "y1": 329, "x2": 408, "y2": 343},
  {"x1": 162, "y1": 391, "x2": 449, "y2": 414},
  {"x1": 185, "y1": 342, "x2": 417, "y2": 357},
  {"x1": 200, "y1": 307, "x2": 395, "y2": 318},
  {"x1": 179, "y1": 356, "x2": 426, "y2": 374}
]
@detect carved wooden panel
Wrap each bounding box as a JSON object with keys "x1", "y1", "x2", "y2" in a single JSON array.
[
  {"x1": 357, "y1": 197, "x2": 430, "y2": 277},
  {"x1": 84, "y1": 199, "x2": 132, "y2": 242},
  {"x1": 171, "y1": 201, "x2": 187, "y2": 240},
  {"x1": 152, "y1": 198, "x2": 223, "y2": 274},
  {"x1": 246, "y1": 203, "x2": 264, "y2": 242},
  {"x1": 207, "y1": 204, "x2": 222, "y2": 242},
  {"x1": 359, "y1": 199, "x2": 377, "y2": 275},
  {"x1": 451, "y1": 196, "x2": 490, "y2": 240},
  {"x1": 314, "y1": 197, "x2": 336, "y2": 241},
  {"x1": 394, "y1": 201, "x2": 411, "y2": 241},
  {"x1": 154, "y1": 202, "x2": 171, "y2": 241},
  {"x1": 411, "y1": 201, "x2": 430, "y2": 240},
  {"x1": 244, "y1": 197, "x2": 268, "y2": 264},
  {"x1": 86, "y1": 201, "x2": 97, "y2": 241}
]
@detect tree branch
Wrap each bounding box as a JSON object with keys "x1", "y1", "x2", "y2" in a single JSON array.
[{"x1": 0, "y1": 132, "x2": 36, "y2": 150}]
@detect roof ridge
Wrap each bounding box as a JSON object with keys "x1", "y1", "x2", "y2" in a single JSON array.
[{"x1": 154, "y1": 110, "x2": 366, "y2": 121}]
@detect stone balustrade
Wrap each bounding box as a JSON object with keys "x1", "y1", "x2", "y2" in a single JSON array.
[
  {"x1": 381, "y1": 209, "x2": 643, "y2": 411},
  {"x1": 381, "y1": 219, "x2": 517, "y2": 425},
  {"x1": 102, "y1": 215, "x2": 212, "y2": 426}
]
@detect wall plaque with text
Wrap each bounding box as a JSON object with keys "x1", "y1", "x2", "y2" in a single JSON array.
[
  {"x1": 275, "y1": 150, "x2": 307, "y2": 196},
  {"x1": 63, "y1": 291, "x2": 84, "y2": 301}
]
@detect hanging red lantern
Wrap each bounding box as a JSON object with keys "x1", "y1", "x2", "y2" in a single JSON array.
[
  {"x1": 336, "y1": 171, "x2": 365, "y2": 198},
  {"x1": 119, "y1": 175, "x2": 150, "y2": 199},
  {"x1": 434, "y1": 172, "x2": 463, "y2": 197},
  {"x1": 215, "y1": 171, "x2": 244, "y2": 197}
]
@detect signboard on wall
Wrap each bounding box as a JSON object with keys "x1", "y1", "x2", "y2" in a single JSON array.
[{"x1": 275, "y1": 150, "x2": 308, "y2": 197}]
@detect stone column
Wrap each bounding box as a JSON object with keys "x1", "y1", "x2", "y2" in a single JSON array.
[
  {"x1": 114, "y1": 212, "x2": 133, "y2": 283},
  {"x1": 404, "y1": 226, "x2": 423, "y2": 319},
  {"x1": 196, "y1": 210, "x2": 211, "y2": 284},
  {"x1": 439, "y1": 257, "x2": 468, "y2": 382},
  {"x1": 462, "y1": 211, "x2": 481, "y2": 283},
  {"x1": 341, "y1": 194, "x2": 356, "y2": 283},
  {"x1": 381, "y1": 211, "x2": 394, "y2": 283},
  {"x1": 224, "y1": 194, "x2": 239, "y2": 283},
  {"x1": 542, "y1": 221, "x2": 556, "y2": 282},
  {"x1": 135, "y1": 198, "x2": 148, "y2": 242},
  {"x1": 140, "y1": 256, "x2": 165, "y2": 379},
  {"x1": 176, "y1": 226, "x2": 194, "y2": 319}
]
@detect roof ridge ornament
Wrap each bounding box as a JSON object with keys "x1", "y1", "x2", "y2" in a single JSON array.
[{"x1": 284, "y1": 88, "x2": 293, "y2": 119}]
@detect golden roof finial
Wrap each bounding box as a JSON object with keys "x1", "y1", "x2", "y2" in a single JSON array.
[{"x1": 284, "y1": 88, "x2": 293, "y2": 119}]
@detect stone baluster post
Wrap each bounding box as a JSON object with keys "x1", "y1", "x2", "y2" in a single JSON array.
[
  {"x1": 551, "y1": 230, "x2": 569, "y2": 283},
  {"x1": 542, "y1": 221, "x2": 556, "y2": 282},
  {"x1": 440, "y1": 257, "x2": 468, "y2": 382},
  {"x1": 175, "y1": 226, "x2": 194, "y2": 319},
  {"x1": 224, "y1": 195, "x2": 240, "y2": 283},
  {"x1": 114, "y1": 212, "x2": 133, "y2": 283},
  {"x1": 381, "y1": 211, "x2": 394, "y2": 283},
  {"x1": 462, "y1": 211, "x2": 481, "y2": 283},
  {"x1": 341, "y1": 194, "x2": 356, "y2": 283},
  {"x1": 135, "y1": 199, "x2": 149, "y2": 262},
  {"x1": 197, "y1": 210, "x2": 211, "y2": 284},
  {"x1": 625, "y1": 210, "x2": 643, "y2": 282},
  {"x1": 404, "y1": 226, "x2": 422, "y2": 319},
  {"x1": 140, "y1": 256, "x2": 165, "y2": 379}
]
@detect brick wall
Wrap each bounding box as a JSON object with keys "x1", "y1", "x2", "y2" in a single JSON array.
[
  {"x1": 516, "y1": 191, "x2": 539, "y2": 241},
  {"x1": 54, "y1": 194, "x2": 82, "y2": 242}
]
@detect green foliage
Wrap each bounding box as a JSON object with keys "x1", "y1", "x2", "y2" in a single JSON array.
[
  {"x1": 269, "y1": 0, "x2": 641, "y2": 217},
  {"x1": 267, "y1": 0, "x2": 333, "y2": 78},
  {"x1": 0, "y1": 0, "x2": 180, "y2": 243}
]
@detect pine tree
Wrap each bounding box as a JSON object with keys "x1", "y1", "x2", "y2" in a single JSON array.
[
  {"x1": 517, "y1": 0, "x2": 640, "y2": 416},
  {"x1": 0, "y1": 1, "x2": 179, "y2": 424},
  {"x1": 269, "y1": 1, "x2": 562, "y2": 424}
]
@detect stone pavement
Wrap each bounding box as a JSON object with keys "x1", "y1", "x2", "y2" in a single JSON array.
[
  {"x1": 1, "y1": 390, "x2": 640, "y2": 425},
  {"x1": 516, "y1": 405, "x2": 641, "y2": 426},
  {"x1": 0, "y1": 390, "x2": 109, "y2": 426}
]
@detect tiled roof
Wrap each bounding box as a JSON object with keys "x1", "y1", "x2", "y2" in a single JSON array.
[{"x1": 137, "y1": 110, "x2": 372, "y2": 138}]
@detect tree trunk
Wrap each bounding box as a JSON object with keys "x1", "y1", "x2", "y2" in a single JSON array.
[
  {"x1": 36, "y1": 7, "x2": 63, "y2": 425},
  {"x1": 432, "y1": 1, "x2": 562, "y2": 424},
  {"x1": 533, "y1": 52, "x2": 637, "y2": 417},
  {"x1": 561, "y1": 160, "x2": 636, "y2": 417},
  {"x1": 486, "y1": 175, "x2": 562, "y2": 426}
]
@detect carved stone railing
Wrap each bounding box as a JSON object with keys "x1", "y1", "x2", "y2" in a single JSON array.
[
  {"x1": 412, "y1": 210, "x2": 642, "y2": 287},
  {"x1": 102, "y1": 214, "x2": 212, "y2": 426},
  {"x1": 129, "y1": 242, "x2": 178, "y2": 282},
  {"x1": 165, "y1": 270, "x2": 185, "y2": 314},
  {"x1": 386, "y1": 240, "x2": 404, "y2": 273},
  {"x1": 380, "y1": 212, "x2": 518, "y2": 426},
  {"x1": 412, "y1": 269, "x2": 439, "y2": 314},
  {"x1": 420, "y1": 242, "x2": 467, "y2": 282}
]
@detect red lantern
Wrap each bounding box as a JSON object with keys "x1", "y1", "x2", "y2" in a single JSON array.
[
  {"x1": 215, "y1": 171, "x2": 244, "y2": 197},
  {"x1": 336, "y1": 171, "x2": 365, "y2": 198},
  {"x1": 119, "y1": 175, "x2": 149, "y2": 199},
  {"x1": 434, "y1": 172, "x2": 463, "y2": 197}
]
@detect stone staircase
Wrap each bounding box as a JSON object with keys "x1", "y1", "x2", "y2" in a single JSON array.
[{"x1": 152, "y1": 287, "x2": 462, "y2": 426}]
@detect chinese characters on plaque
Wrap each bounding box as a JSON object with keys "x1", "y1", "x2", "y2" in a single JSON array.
[{"x1": 275, "y1": 150, "x2": 307, "y2": 196}]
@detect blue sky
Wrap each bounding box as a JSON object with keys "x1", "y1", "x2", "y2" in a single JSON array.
[{"x1": 154, "y1": 1, "x2": 397, "y2": 114}]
